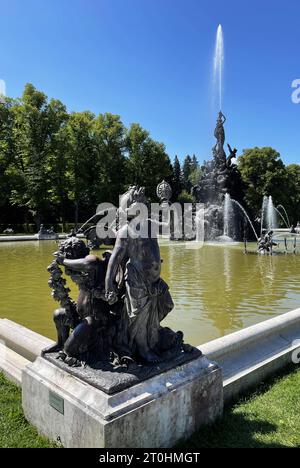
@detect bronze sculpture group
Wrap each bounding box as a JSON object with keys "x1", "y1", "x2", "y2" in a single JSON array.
[{"x1": 43, "y1": 186, "x2": 191, "y2": 369}]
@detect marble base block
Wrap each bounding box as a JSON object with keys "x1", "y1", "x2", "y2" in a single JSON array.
[{"x1": 22, "y1": 355, "x2": 223, "y2": 448}]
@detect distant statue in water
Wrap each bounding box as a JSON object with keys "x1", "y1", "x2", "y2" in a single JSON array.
[
  {"x1": 37, "y1": 224, "x2": 58, "y2": 239},
  {"x1": 257, "y1": 230, "x2": 277, "y2": 253}
]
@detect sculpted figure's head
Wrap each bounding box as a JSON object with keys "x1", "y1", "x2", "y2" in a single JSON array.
[
  {"x1": 59, "y1": 237, "x2": 90, "y2": 259},
  {"x1": 119, "y1": 185, "x2": 148, "y2": 220}
]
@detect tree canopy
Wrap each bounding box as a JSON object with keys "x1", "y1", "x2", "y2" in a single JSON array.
[
  {"x1": 0, "y1": 84, "x2": 173, "y2": 228},
  {"x1": 0, "y1": 84, "x2": 299, "y2": 231},
  {"x1": 238, "y1": 147, "x2": 295, "y2": 222}
]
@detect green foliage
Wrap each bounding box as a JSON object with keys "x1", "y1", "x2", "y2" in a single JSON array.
[
  {"x1": 2, "y1": 365, "x2": 300, "y2": 448},
  {"x1": 188, "y1": 166, "x2": 203, "y2": 187},
  {"x1": 125, "y1": 123, "x2": 172, "y2": 200},
  {"x1": 0, "y1": 373, "x2": 56, "y2": 447},
  {"x1": 286, "y1": 164, "x2": 300, "y2": 225},
  {"x1": 5, "y1": 84, "x2": 69, "y2": 226},
  {"x1": 181, "y1": 365, "x2": 300, "y2": 448},
  {"x1": 0, "y1": 84, "x2": 172, "y2": 226},
  {"x1": 182, "y1": 154, "x2": 199, "y2": 193},
  {"x1": 182, "y1": 155, "x2": 193, "y2": 192},
  {"x1": 178, "y1": 190, "x2": 195, "y2": 204},
  {"x1": 1, "y1": 84, "x2": 299, "y2": 229},
  {"x1": 238, "y1": 147, "x2": 290, "y2": 218},
  {"x1": 170, "y1": 155, "x2": 182, "y2": 200}
]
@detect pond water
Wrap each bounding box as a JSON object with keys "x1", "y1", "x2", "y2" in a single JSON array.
[{"x1": 0, "y1": 240, "x2": 300, "y2": 346}]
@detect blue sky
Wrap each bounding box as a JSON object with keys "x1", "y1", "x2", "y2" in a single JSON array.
[{"x1": 1, "y1": 0, "x2": 300, "y2": 165}]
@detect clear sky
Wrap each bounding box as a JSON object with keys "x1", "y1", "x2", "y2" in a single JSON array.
[{"x1": 1, "y1": 0, "x2": 300, "y2": 165}]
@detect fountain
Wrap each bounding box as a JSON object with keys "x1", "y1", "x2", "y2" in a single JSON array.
[
  {"x1": 223, "y1": 193, "x2": 233, "y2": 238},
  {"x1": 277, "y1": 204, "x2": 290, "y2": 228},
  {"x1": 216, "y1": 193, "x2": 235, "y2": 242},
  {"x1": 260, "y1": 199, "x2": 290, "y2": 231},
  {"x1": 267, "y1": 196, "x2": 277, "y2": 230},
  {"x1": 191, "y1": 26, "x2": 289, "y2": 246},
  {"x1": 260, "y1": 196, "x2": 277, "y2": 233},
  {"x1": 192, "y1": 25, "x2": 245, "y2": 241},
  {"x1": 274, "y1": 206, "x2": 289, "y2": 229},
  {"x1": 231, "y1": 198, "x2": 259, "y2": 241},
  {"x1": 213, "y1": 24, "x2": 224, "y2": 110},
  {"x1": 260, "y1": 196, "x2": 267, "y2": 236}
]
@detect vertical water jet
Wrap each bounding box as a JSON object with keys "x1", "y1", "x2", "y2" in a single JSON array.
[{"x1": 213, "y1": 25, "x2": 224, "y2": 110}]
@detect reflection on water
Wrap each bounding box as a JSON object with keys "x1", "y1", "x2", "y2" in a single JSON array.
[{"x1": 0, "y1": 240, "x2": 300, "y2": 346}]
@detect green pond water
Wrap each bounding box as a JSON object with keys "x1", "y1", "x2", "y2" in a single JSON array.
[{"x1": 0, "y1": 239, "x2": 300, "y2": 346}]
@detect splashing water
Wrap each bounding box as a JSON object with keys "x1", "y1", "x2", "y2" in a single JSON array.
[
  {"x1": 223, "y1": 193, "x2": 234, "y2": 237},
  {"x1": 231, "y1": 198, "x2": 259, "y2": 241},
  {"x1": 261, "y1": 196, "x2": 268, "y2": 236},
  {"x1": 261, "y1": 196, "x2": 278, "y2": 232},
  {"x1": 267, "y1": 196, "x2": 277, "y2": 230},
  {"x1": 277, "y1": 204, "x2": 290, "y2": 228},
  {"x1": 213, "y1": 25, "x2": 224, "y2": 110},
  {"x1": 274, "y1": 207, "x2": 289, "y2": 229}
]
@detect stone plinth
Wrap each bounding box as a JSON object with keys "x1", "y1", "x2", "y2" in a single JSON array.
[
  {"x1": 22, "y1": 355, "x2": 223, "y2": 448},
  {"x1": 0, "y1": 341, "x2": 29, "y2": 385},
  {"x1": 43, "y1": 347, "x2": 201, "y2": 394}
]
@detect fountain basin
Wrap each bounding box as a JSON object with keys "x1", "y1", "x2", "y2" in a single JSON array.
[{"x1": 215, "y1": 235, "x2": 234, "y2": 243}]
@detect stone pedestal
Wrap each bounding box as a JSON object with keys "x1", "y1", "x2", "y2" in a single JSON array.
[{"x1": 22, "y1": 355, "x2": 223, "y2": 448}]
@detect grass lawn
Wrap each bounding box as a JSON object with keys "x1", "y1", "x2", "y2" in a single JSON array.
[
  {"x1": 181, "y1": 365, "x2": 300, "y2": 448},
  {"x1": 1, "y1": 366, "x2": 300, "y2": 448},
  {"x1": 0, "y1": 373, "x2": 56, "y2": 448}
]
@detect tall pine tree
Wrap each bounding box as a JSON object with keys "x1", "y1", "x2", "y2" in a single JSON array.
[
  {"x1": 182, "y1": 155, "x2": 193, "y2": 192},
  {"x1": 171, "y1": 155, "x2": 182, "y2": 200}
]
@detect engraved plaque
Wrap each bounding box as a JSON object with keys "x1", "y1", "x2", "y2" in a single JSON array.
[{"x1": 49, "y1": 391, "x2": 64, "y2": 414}]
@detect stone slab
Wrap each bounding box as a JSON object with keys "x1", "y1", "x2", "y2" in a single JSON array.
[
  {"x1": 201, "y1": 307, "x2": 300, "y2": 402},
  {"x1": 22, "y1": 355, "x2": 223, "y2": 448},
  {"x1": 0, "y1": 341, "x2": 29, "y2": 385},
  {"x1": 43, "y1": 347, "x2": 201, "y2": 395},
  {"x1": 0, "y1": 319, "x2": 54, "y2": 362}
]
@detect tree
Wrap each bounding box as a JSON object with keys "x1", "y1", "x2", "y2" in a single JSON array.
[
  {"x1": 125, "y1": 123, "x2": 172, "y2": 200},
  {"x1": 0, "y1": 98, "x2": 16, "y2": 220},
  {"x1": 182, "y1": 155, "x2": 193, "y2": 192},
  {"x1": 238, "y1": 147, "x2": 289, "y2": 216},
  {"x1": 8, "y1": 84, "x2": 68, "y2": 227},
  {"x1": 170, "y1": 155, "x2": 182, "y2": 200},
  {"x1": 182, "y1": 154, "x2": 200, "y2": 193},
  {"x1": 178, "y1": 190, "x2": 195, "y2": 204},
  {"x1": 286, "y1": 164, "x2": 300, "y2": 225},
  {"x1": 188, "y1": 166, "x2": 203, "y2": 187},
  {"x1": 191, "y1": 154, "x2": 198, "y2": 172},
  {"x1": 63, "y1": 111, "x2": 96, "y2": 227},
  {"x1": 93, "y1": 113, "x2": 126, "y2": 206}
]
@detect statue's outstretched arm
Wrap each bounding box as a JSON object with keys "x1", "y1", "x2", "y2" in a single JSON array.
[{"x1": 62, "y1": 256, "x2": 97, "y2": 272}]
